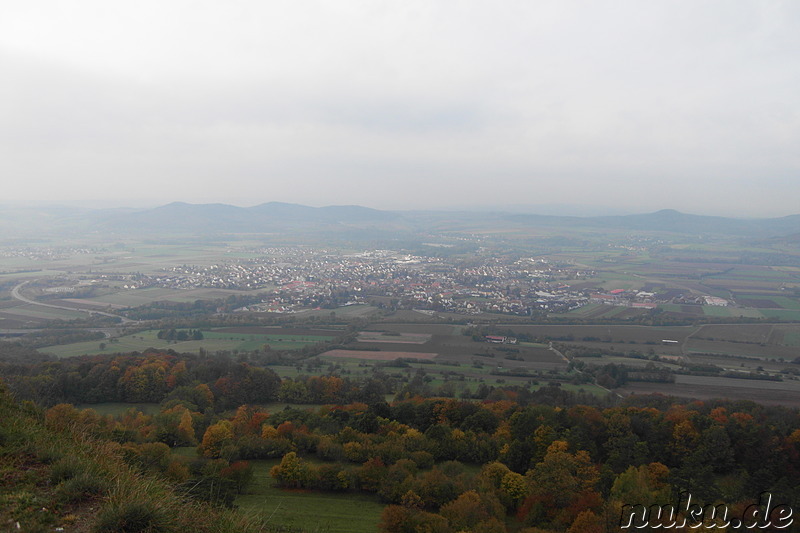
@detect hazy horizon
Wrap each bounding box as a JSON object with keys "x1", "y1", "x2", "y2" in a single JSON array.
[
  {"x1": 2, "y1": 1, "x2": 799, "y2": 217},
  {"x1": 1, "y1": 199, "x2": 798, "y2": 220}
]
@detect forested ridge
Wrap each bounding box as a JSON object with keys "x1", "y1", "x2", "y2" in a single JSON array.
[{"x1": 1, "y1": 345, "x2": 799, "y2": 532}]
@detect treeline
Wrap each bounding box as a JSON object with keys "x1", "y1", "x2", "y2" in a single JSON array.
[
  {"x1": 464, "y1": 311, "x2": 779, "y2": 330},
  {"x1": 0, "y1": 349, "x2": 391, "y2": 409},
  {"x1": 157, "y1": 328, "x2": 204, "y2": 341},
  {"x1": 16, "y1": 328, "x2": 106, "y2": 348},
  {"x1": 121, "y1": 293, "x2": 273, "y2": 320}
]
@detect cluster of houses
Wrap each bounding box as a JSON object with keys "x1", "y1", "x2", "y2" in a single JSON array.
[
  {"x1": 106, "y1": 248, "x2": 602, "y2": 316},
  {"x1": 588, "y1": 289, "x2": 731, "y2": 309},
  {"x1": 72, "y1": 246, "x2": 732, "y2": 317}
]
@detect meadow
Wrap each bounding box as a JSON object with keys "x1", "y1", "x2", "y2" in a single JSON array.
[
  {"x1": 618, "y1": 374, "x2": 800, "y2": 408},
  {"x1": 41, "y1": 328, "x2": 336, "y2": 358},
  {"x1": 236, "y1": 459, "x2": 386, "y2": 533}
]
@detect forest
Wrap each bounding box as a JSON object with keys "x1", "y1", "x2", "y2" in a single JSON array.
[{"x1": 1, "y1": 342, "x2": 799, "y2": 532}]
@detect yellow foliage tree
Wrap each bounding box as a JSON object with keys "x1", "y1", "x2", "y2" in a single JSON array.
[
  {"x1": 200, "y1": 420, "x2": 234, "y2": 458},
  {"x1": 261, "y1": 424, "x2": 279, "y2": 439},
  {"x1": 269, "y1": 451, "x2": 308, "y2": 488},
  {"x1": 501, "y1": 471, "x2": 528, "y2": 503},
  {"x1": 567, "y1": 509, "x2": 604, "y2": 533},
  {"x1": 177, "y1": 408, "x2": 197, "y2": 445}
]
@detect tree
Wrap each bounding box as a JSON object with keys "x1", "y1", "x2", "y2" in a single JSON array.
[
  {"x1": 121, "y1": 360, "x2": 168, "y2": 402},
  {"x1": 200, "y1": 420, "x2": 234, "y2": 458},
  {"x1": 609, "y1": 463, "x2": 672, "y2": 530},
  {"x1": 270, "y1": 452, "x2": 308, "y2": 488},
  {"x1": 527, "y1": 441, "x2": 598, "y2": 507},
  {"x1": 478, "y1": 461, "x2": 512, "y2": 490},
  {"x1": 378, "y1": 505, "x2": 449, "y2": 533},
  {"x1": 523, "y1": 441, "x2": 601, "y2": 528},
  {"x1": 220, "y1": 461, "x2": 254, "y2": 494},
  {"x1": 604, "y1": 412, "x2": 648, "y2": 473},
  {"x1": 231, "y1": 405, "x2": 270, "y2": 438},
  {"x1": 440, "y1": 490, "x2": 492, "y2": 531},
  {"x1": 177, "y1": 408, "x2": 197, "y2": 445},
  {"x1": 501, "y1": 471, "x2": 528, "y2": 506},
  {"x1": 610, "y1": 463, "x2": 671, "y2": 507},
  {"x1": 567, "y1": 509, "x2": 604, "y2": 533}
]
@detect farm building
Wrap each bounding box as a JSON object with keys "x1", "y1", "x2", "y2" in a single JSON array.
[{"x1": 485, "y1": 335, "x2": 518, "y2": 344}]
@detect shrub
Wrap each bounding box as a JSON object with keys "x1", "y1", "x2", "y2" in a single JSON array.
[
  {"x1": 57, "y1": 472, "x2": 108, "y2": 503},
  {"x1": 50, "y1": 456, "x2": 84, "y2": 484},
  {"x1": 94, "y1": 500, "x2": 173, "y2": 532},
  {"x1": 35, "y1": 444, "x2": 64, "y2": 465}
]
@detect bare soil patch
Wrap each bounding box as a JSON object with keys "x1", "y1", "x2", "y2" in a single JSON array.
[{"x1": 357, "y1": 332, "x2": 432, "y2": 344}]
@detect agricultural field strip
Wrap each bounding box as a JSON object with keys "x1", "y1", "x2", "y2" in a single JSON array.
[
  {"x1": 618, "y1": 370, "x2": 800, "y2": 408},
  {"x1": 660, "y1": 374, "x2": 800, "y2": 392},
  {"x1": 1, "y1": 305, "x2": 86, "y2": 319},
  {"x1": 202, "y1": 331, "x2": 334, "y2": 342},
  {"x1": 42, "y1": 328, "x2": 334, "y2": 358},
  {"x1": 320, "y1": 349, "x2": 439, "y2": 361},
  {"x1": 356, "y1": 332, "x2": 432, "y2": 344}
]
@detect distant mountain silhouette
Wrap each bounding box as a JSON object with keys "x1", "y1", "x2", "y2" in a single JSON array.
[
  {"x1": 96, "y1": 201, "x2": 402, "y2": 234},
  {"x1": 0, "y1": 203, "x2": 797, "y2": 239},
  {"x1": 506, "y1": 209, "x2": 800, "y2": 236}
]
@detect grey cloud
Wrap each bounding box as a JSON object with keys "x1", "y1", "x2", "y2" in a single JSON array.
[{"x1": 0, "y1": 1, "x2": 798, "y2": 216}]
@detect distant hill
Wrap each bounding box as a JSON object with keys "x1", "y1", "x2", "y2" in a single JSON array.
[
  {"x1": 506, "y1": 209, "x2": 800, "y2": 236},
  {"x1": 92, "y1": 202, "x2": 404, "y2": 235},
  {"x1": 595, "y1": 209, "x2": 800, "y2": 235},
  {"x1": 0, "y1": 203, "x2": 798, "y2": 240}
]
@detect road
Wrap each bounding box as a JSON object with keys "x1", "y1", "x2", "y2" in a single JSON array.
[{"x1": 10, "y1": 281, "x2": 136, "y2": 325}]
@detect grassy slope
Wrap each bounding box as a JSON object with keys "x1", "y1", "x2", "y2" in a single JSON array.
[{"x1": 0, "y1": 385, "x2": 270, "y2": 533}]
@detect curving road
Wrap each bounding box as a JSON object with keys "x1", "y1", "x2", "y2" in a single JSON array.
[{"x1": 11, "y1": 281, "x2": 136, "y2": 325}]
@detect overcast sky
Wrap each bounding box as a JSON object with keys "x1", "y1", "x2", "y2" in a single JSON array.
[{"x1": 1, "y1": 1, "x2": 798, "y2": 216}]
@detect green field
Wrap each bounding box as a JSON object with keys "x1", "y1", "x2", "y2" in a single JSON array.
[
  {"x1": 2, "y1": 304, "x2": 87, "y2": 321},
  {"x1": 574, "y1": 355, "x2": 682, "y2": 370},
  {"x1": 736, "y1": 294, "x2": 800, "y2": 309},
  {"x1": 692, "y1": 324, "x2": 773, "y2": 343},
  {"x1": 202, "y1": 331, "x2": 333, "y2": 350},
  {"x1": 236, "y1": 459, "x2": 385, "y2": 533},
  {"x1": 759, "y1": 309, "x2": 800, "y2": 321},
  {"x1": 89, "y1": 287, "x2": 261, "y2": 307},
  {"x1": 701, "y1": 306, "x2": 765, "y2": 318},
  {"x1": 658, "y1": 304, "x2": 684, "y2": 314},
  {"x1": 41, "y1": 329, "x2": 336, "y2": 358},
  {"x1": 781, "y1": 330, "x2": 800, "y2": 347},
  {"x1": 297, "y1": 304, "x2": 379, "y2": 318}
]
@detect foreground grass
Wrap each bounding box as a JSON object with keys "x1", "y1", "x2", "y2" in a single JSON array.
[{"x1": 0, "y1": 385, "x2": 277, "y2": 533}]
